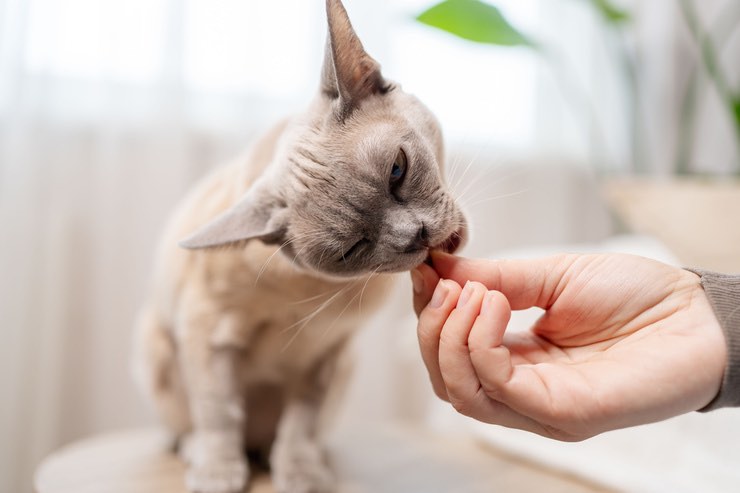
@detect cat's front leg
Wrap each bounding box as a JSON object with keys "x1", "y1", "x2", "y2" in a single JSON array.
[
  {"x1": 180, "y1": 322, "x2": 249, "y2": 493},
  {"x1": 183, "y1": 428, "x2": 248, "y2": 493},
  {"x1": 271, "y1": 353, "x2": 344, "y2": 493},
  {"x1": 271, "y1": 400, "x2": 335, "y2": 493}
]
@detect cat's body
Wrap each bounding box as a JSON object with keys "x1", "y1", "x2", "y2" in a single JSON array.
[
  {"x1": 134, "y1": 1, "x2": 466, "y2": 492},
  {"x1": 135, "y1": 119, "x2": 392, "y2": 491}
]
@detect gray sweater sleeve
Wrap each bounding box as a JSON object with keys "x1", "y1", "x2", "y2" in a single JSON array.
[{"x1": 687, "y1": 269, "x2": 740, "y2": 411}]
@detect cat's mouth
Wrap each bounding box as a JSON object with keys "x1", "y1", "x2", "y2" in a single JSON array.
[{"x1": 434, "y1": 227, "x2": 466, "y2": 255}]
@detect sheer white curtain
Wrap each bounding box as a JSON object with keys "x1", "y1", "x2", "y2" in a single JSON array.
[{"x1": 0, "y1": 1, "x2": 326, "y2": 491}]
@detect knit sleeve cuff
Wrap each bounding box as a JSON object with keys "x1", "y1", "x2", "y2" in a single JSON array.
[{"x1": 686, "y1": 269, "x2": 740, "y2": 411}]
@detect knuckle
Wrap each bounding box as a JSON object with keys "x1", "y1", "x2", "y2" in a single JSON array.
[
  {"x1": 438, "y1": 324, "x2": 464, "y2": 347},
  {"x1": 480, "y1": 382, "x2": 503, "y2": 402},
  {"x1": 416, "y1": 320, "x2": 438, "y2": 346},
  {"x1": 418, "y1": 310, "x2": 445, "y2": 334},
  {"x1": 449, "y1": 396, "x2": 474, "y2": 416},
  {"x1": 447, "y1": 386, "x2": 484, "y2": 417}
]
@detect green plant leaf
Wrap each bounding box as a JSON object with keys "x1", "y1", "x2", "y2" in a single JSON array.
[
  {"x1": 734, "y1": 97, "x2": 740, "y2": 126},
  {"x1": 586, "y1": 0, "x2": 631, "y2": 24},
  {"x1": 416, "y1": 0, "x2": 534, "y2": 47}
]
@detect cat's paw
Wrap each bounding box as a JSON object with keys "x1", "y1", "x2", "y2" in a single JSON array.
[
  {"x1": 271, "y1": 443, "x2": 335, "y2": 493},
  {"x1": 185, "y1": 458, "x2": 249, "y2": 493},
  {"x1": 177, "y1": 432, "x2": 196, "y2": 464}
]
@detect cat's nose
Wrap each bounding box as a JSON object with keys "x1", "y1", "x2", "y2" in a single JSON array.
[{"x1": 403, "y1": 224, "x2": 429, "y2": 253}]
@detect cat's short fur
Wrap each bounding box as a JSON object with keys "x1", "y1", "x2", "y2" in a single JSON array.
[{"x1": 133, "y1": 1, "x2": 467, "y2": 492}]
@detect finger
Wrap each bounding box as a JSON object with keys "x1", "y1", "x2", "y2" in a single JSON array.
[
  {"x1": 467, "y1": 290, "x2": 515, "y2": 401},
  {"x1": 416, "y1": 279, "x2": 462, "y2": 401},
  {"x1": 467, "y1": 308, "x2": 578, "y2": 433},
  {"x1": 436, "y1": 284, "x2": 561, "y2": 437},
  {"x1": 411, "y1": 263, "x2": 441, "y2": 317},
  {"x1": 468, "y1": 290, "x2": 511, "y2": 354},
  {"x1": 429, "y1": 251, "x2": 574, "y2": 310},
  {"x1": 438, "y1": 281, "x2": 488, "y2": 408}
]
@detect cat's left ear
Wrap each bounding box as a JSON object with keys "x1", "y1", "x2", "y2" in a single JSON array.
[
  {"x1": 321, "y1": 0, "x2": 388, "y2": 119},
  {"x1": 178, "y1": 181, "x2": 287, "y2": 249}
]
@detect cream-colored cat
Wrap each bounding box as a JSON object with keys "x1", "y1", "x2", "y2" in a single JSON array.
[{"x1": 133, "y1": 1, "x2": 466, "y2": 492}]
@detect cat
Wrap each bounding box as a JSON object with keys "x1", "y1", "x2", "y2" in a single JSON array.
[{"x1": 132, "y1": 1, "x2": 467, "y2": 492}]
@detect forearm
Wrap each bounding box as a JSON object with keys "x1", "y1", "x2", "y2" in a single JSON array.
[{"x1": 687, "y1": 269, "x2": 740, "y2": 410}]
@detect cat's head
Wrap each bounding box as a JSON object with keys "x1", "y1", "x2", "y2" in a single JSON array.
[{"x1": 180, "y1": 0, "x2": 467, "y2": 278}]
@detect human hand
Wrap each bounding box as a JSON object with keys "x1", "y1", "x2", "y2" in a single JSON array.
[{"x1": 411, "y1": 252, "x2": 727, "y2": 441}]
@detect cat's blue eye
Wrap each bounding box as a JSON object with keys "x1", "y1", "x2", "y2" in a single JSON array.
[
  {"x1": 389, "y1": 149, "x2": 407, "y2": 190},
  {"x1": 391, "y1": 164, "x2": 403, "y2": 179}
]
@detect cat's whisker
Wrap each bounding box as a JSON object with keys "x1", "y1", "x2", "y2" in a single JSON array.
[
  {"x1": 318, "y1": 284, "x2": 364, "y2": 342},
  {"x1": 319, "y1": 238, "x2": 340, "y2": 265},
  {"x1": 318, "y1": 271, "x2": 382, "y2": 343},
  {"x1": 455, "y1": 170, "x2": 528, "y2": 207},
  {"x1": 357, "y1": 267, "x2": 381, "y2": 316},
  {"x1": 446, "y1": 218, "x2": 469, "y2": 231},
  {"x1": 280, "y1": 320, "x2": 312, "y2": 353},
  {"x1": 281, "y1": 281, "x2": 360, "y2": 352},
  {"x1": 449, "y1": 152, "x2": 481, "y2": 197},
  {"x1": 289, "y1": 288, "x2": 342, "y2": 305},
  {"x1": 464, "y1": 188, "x2": 530, "y2": 209},
  {"x1": 280, "y1": 284, "x2": 350, "y2": 338},
  {"x1": 445, "y1": 134, "x2": 476, "y2": 188},
  {"x1": 445, "y1": 150, "x2": 466, "y2": 188},
  {"x1": 451, "y1": 157, "x2": 511, "y2": 203},
  {"x1": 254, "y1": 230, "x2": 328, "y2": 286},
  {"x1": 455, "y1": 167, "x2": 527, "y2": 208},
  {"x1": 465, "y1": 187, "x2": 530, "y2": 208},
  {"x1": 286, "y1": 232, "x2": 329, "y2": 270},
  {"x1": 289, "y1": 243, "x2": 312, "y2": 270},
  {"x1": 254, "y1": 238, "x2": 297, "y2": 286},
  {"x1": 315, "y1": 244, "x2": 332, "y2": 271},
  {"x1": 448, "y1": 140, "x2": 501, "y2": 194}
]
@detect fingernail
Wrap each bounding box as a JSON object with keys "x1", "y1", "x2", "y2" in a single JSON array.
[
  {"x1": 411, "y1": 269, "x2": 424, "y2": 295},
  {"x1": 480, "y1": 291, "x2": 495, "y2": 315},
  {"x1": 457, "y1": 281, "x2": 473, "y2": 308},
  {"x1": 430, "y1": 280, "x2": 448, "y2": 308}
]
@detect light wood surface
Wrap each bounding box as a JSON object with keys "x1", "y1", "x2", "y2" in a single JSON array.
[{"x1": 35, "y1": 426, "x2": 614, "y2": 493}]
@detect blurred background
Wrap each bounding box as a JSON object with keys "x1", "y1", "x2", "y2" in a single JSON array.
[{"x1": 1, "y1": 0, "x2": 739, "y2": 492}]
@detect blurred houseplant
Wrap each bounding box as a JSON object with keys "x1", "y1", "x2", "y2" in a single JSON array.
[
  {"x1": 416, "y1": 0, "x2": 641, "y2": 173},
  {"x1": 416, "y1": 0, "x2": 740, "y2": 271}
]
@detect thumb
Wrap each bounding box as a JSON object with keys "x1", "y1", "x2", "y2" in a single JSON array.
[{"x1": 430, "y1": 251, "x2": 573, "y2": 310}]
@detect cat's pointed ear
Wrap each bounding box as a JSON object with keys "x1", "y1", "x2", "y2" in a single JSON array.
[
  {"x1": 321, "y1": 0, "x2": 387, "y2": 118},
  {"x1": 179, "y1": 184, "x2": 287, "y2": 249}
]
